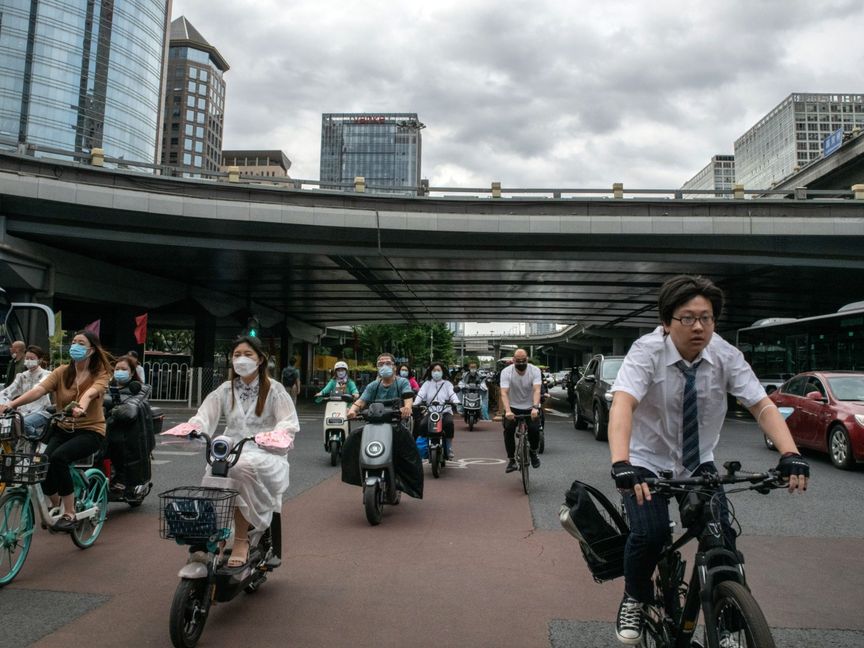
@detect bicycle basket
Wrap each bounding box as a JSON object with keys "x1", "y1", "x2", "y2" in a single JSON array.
[
  {"x1": 159, "y1": 486, "x2": 238, "y2": 543},
  {"x1": 559, "y1": 479, "x2": 629, "y2": 583},
  {"x1": 0, "y1": 452, "x2": 50, "y2": 484},
  {"x1": 0, "y1": 412, "x2": 23, "y2": 442}
]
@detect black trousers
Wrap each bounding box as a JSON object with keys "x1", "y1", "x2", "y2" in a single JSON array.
[
  {"x1": 41, "y1": 429, "x2": 103, "y2": 497},
  {"x1": 502, "y1": 407, "x2": 540, "y2": 458},
  {"x1": 621, "y1": 462, "x2": 736, "y2": 603}
]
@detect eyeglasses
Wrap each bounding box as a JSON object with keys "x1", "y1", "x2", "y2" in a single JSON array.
[
  {"x1": 376, "y1": 361, "x2": 394, "y2": 367},
  {"x1": 671, "y1": 315, "x2": 716, "y2": 327}
]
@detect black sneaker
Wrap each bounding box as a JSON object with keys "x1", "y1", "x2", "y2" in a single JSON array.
[
  {"x1": 530, "y1": 450, "x2": 540, "y2": 468},
  {"x1": 52, "y1": 514, "x2": 79, "y2": 533},
  {"x1": 615, "y1": 594, "x2": 644, "y2": 645},
  {"x1": 505, "y1": 458, "x2": 518, "y2": 473}
]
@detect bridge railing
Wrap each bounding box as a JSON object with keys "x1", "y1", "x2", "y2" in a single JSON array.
[{"x1": 1, "y1": 136, "x2": 860, "y2": 200}]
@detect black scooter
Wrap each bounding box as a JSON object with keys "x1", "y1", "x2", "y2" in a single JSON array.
[{"x1": 160, "y1": 432, "x2": 281, "y2": 648}]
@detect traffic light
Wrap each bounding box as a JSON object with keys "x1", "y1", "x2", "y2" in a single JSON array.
[{"x1": 245, "y1": 316, "x2": 259, "y2": 337}]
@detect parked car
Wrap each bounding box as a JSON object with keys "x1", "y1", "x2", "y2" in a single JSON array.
[
  {"x1": 768, "y1": 371, "x2": 864, "y2": 469},
  {"x1": 573, "y1": 355, "x2": 625, "y2": 441}
]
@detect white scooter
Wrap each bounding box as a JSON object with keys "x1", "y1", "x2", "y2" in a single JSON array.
[{"x1": 320, "y1": 391, "x2": 354, "y2": 466}]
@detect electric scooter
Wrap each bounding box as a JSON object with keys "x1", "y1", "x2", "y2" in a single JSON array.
[
  {"x1": 355, "y1": 400, "x2": 404, "y2": 526},
  {"x1": 160, "y1": 432, "x2": 281, "y2": 648},
  {"x1": 460, "y1": 385, "x2": 482, "y2": 431},
  {"x1": 320, "y1": 392, "x2": 354, "y2": 466}
]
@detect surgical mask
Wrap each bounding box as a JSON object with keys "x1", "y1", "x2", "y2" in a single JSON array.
[
  {"x1": 400, "y1": 370, "x2": 409, "y2": 378},
  {"x1": 431, "y1": 370, "x2": 443, "y2": 381},
  {"x1": 233, "y1": 356, "x2": 259, "y2": 377},
  {"x1": 114, "y1": 370, "x2": 130, "y2": 383},
  {"x1": 24, "y1": 359, "x2": 39, "y2": 369},
  {"x1": 69, "y1": 344, "x2": 89, "y2": 361},
  {"x1": 469, "y1": 368, "x2": 477, "y2": 374},
  {"x1": 336, "y1": 369, "x2": 347, "y2": 379},
  {"x1": 378, "y1": 364, "x2": 394, "y2": 378},
  {"x1": 514, "y1": 362, "x2": 528, "y2": 371}
]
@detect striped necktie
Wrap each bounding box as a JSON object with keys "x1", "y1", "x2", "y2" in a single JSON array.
[{"x1": 676, "y1": 360, "x2": 703, "y2": 472}]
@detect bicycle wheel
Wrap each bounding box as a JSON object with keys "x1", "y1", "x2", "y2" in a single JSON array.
[
  {"x1": 71, "y1": 469, "x2": 109, "y2": 549},
  {"x1": 0, "y1": 490, "x2": 34, "y2": 587},
  {"x1": 710, "y1": 581, "x2": 776, "y2": 648},
  {"x1": 169, "y1": 577, "x2": 212, "y2": 648},
  {"x1": 519, "y1": 430, "x2": 530, "y2": 495}
]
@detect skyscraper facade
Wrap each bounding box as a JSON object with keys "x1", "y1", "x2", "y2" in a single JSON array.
[
  {"x1": 734, "y1": 93, "x2": 864, "y2": 188},
  {"x1": 320, "y1": 113, "x2": 423, "y2": 194},
  {"x1": 0, "y1": 0, "x2": 171, "y2": 163},
  {"x1": 681, "y1": 155, "x2": 735, "y2": 198},
  {"x1": 160, "y1": 16, "x2": 228, "y2": 175}
]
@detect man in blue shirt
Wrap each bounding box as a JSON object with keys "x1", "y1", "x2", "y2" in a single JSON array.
[{"x1": 347, "y1": 352, "x2": 414, "y2": 421}]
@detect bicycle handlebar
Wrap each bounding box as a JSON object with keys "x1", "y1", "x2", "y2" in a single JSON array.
[{"x1": 643, "y1": 462, "x2": 784, "y2": 493}]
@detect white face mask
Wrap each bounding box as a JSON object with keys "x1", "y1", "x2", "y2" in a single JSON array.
[
  {"x1": 24, "y1": 358, "x2": 39, "y2": 369},
  {"x1": 233, "y1": 356, "x2": 259, "y2": 377}
]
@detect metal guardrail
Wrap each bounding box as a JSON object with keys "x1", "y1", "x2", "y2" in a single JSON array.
[{"x1": 1, "y1": 136, "x2": 861, "y2": 200}]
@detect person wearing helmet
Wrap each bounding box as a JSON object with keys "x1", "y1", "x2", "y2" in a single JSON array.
[{"x1": 314, "y1": 361, "x2": 359, "y2": 400}]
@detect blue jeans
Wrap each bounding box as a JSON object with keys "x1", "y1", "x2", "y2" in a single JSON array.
[
  {"x1": 621, "y1": 462, "x2": 735, "y2": 603},
  {"x1": 23, "y1": 410, "x2": 51, "y2": 440}
]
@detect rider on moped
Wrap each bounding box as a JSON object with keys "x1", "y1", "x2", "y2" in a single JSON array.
[
  {"x1": 313, "y1": 361, "x2": 359, "y2": 401},
  {"x1": 169, "y1": 336, "x2": 299, "y2": 568},
  {"x1": 0, "y1": 344, "x2": 52, "y2": 441},
  {"x1": 415, "y1": 362, "x2": 460, "y2": 460}
]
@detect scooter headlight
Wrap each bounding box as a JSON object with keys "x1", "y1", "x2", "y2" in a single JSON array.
[
  {"x1": 365, "y1": 440, "x2": 385, "y2": 458},
  {"x1": 211, "y1": 435, "x2": 233, "y2": 461},
  {"x1": 429, "y1": 411, "x2": 441, "y2": 423}
]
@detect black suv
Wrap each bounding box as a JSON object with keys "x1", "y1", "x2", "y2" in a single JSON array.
[{"x1": 573, "y1": 354, "x2": 625, "y2": 441}]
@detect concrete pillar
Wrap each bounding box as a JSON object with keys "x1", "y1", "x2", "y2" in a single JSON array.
[
  {"x1": 733, "y1": 183, "x2": 744, "y2": 200},
  {"x1": 302, "y1": 341, "x2": 315, "y2": 398},
  {"x1": 227, "y1": 165, "x2": 241, "y2": 183},
  {"x1": 612, "y1": 182, "x2": 624, "y2": 199},
  {"x1": 193, "y1": 309, "x2": 216, "y2": 370},
  {"x1": 491, "y1": 181, "x2": 501, "y2": 198},
  {"x1": 354, "y1": 176, "x2": 366, "y2": 193},
  {"x1": 279, "y1": 326, "x2": 294, "y2": 375},
  {"x1": 419, "y1": 178, "x2": 429, "y2": 196},
  {"x1": 852, "y1": 184, "x2": 864, "y2": 200},
  {"x1": 90, "y1": 148, "x2": 105, "y2": 167},
  {"x1": 793, "y1": 187, "x2": 807, "y2": 200},
  {"x1": 612, "y1": 337, "x2": 628, "y2": 355}
]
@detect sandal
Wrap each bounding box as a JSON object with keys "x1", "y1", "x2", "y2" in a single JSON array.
[
  {"x1": 53, "y1": 513, "x2": 78, "y2": 532},
  {"x1": 227, "y1": 537, "x2": 249, "y2": 567}
]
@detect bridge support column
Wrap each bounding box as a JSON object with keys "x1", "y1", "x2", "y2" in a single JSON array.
[
  {"x1": 279, "y1": 326, "x2": 294, "y2": 376},
  {"x1": 193, "y1": 309, "x2": 216, "y2": 370},
  {"x1": 612, "y1": 337, "x2": 628, "y2": 355},
  {"x1": 302, "y1": 341, "x2": 315, "y2": 397}
]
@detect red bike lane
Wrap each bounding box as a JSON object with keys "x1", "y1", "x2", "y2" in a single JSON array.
[{"x1": 6, "y1": 421, "x2": 863, "y2": 647}]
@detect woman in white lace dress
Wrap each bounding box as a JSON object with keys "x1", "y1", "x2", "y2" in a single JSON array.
[{"x1": 183, "y1": 336, "x2": 299, "y2": 567}]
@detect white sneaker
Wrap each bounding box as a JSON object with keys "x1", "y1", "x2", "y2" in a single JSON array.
[{"x1": 615, "y1": 594, "x2": 644, "y2": 644}]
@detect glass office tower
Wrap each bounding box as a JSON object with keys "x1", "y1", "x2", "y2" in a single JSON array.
[
  {"x1": 681, "y1": 154, "x2": 735, "y2": 198},
  {"x1": 0, "y1": 0, "x2": 170, "y2": 163},
  {"x1": 160, "y1": 16, "x2": 228, "y2": 175},
  {"x1": 320, "y1": 113, "x2": 424, "y2": 194}
]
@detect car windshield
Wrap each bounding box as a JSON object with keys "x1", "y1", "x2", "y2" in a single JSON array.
[
  {"x1": 601, "y1": 359, "x2": 624, "y2": 381},
  {"x1": 826, "y1": 376, "x2": 864, "y2": 401}
]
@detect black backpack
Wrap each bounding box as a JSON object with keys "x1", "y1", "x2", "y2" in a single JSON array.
[
  {"x1": 281, "y1": 366, "x2": 298, "y2": 387},
  {"x1": 559, "y1": 479, "x2": 629, "y2": 582}
]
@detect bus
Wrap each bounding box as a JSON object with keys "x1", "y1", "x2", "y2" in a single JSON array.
[{"x1": 736, "y1": 301, "x2": 864, "y2": 393}]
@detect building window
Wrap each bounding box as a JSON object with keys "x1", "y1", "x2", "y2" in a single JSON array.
[
  {"x1": 186, "y1": 95, "x2": 195, "y2": 107},
  {"x1": 183, "y1": 153, "x2": 192, "y2": 165},
  {"x1": 189, "y1": 67, "x2": 198, "y2": 80},
  {"x1": 188, "y1": 80, "x2": 196, "y2": 93}
]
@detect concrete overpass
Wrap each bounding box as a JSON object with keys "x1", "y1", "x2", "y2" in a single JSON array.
[{"x1": 1, "y1": 149, "x2": 864, "y2": 366}]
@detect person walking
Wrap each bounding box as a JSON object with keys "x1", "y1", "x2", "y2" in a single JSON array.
[{"x1": 281, "y1": 356, "x2": 301, "y2": 404}]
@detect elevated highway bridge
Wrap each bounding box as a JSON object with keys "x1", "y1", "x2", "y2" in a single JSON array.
[{"x1": 1, "y1": 149, "x2": 863, "y2": 365}]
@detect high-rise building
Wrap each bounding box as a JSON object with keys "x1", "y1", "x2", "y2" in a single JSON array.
[
  {"x1": 0, "y1": 0, "x2": 171, "y2": 163},
  {"x1": 681, "y1": 155, "x2": 735, "y2": 198},
  {"x1": 161, "y1": 16, "x2": 228, "y2": 175},
  {"x1": 220, "y1": 150, "x2": 291, "y2": 178},
  {"x1": 528, "y1": 322, "x2": 556, "y2": 335},
  {"x1": 446, "y1": 322, "x2": 465, "y2": 337},
  {"x1": 734, "y1": 93, "x2": 864, "y2": 188},
  {"x1": 320, "y1": 113, "x2": 424, "y2": 194}
]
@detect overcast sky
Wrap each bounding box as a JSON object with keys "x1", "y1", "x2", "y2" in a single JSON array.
[{"x1": 171, "y1": 0, "x2": 864, "y2": 188}]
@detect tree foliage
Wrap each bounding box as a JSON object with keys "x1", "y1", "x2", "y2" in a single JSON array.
[
  {"x1": 147, "y1": 329, "x2": 193, "y2": 354},
  {"x1": 355, "y1": 322, "x2": 454, "y2": 366}
]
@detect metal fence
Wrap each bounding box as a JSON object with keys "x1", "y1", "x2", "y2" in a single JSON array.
[{"x1": 145, "y1": 361, "x2": 191, "y2": 403}]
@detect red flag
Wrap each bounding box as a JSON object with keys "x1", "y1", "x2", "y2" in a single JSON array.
[
  {"x1": 84, "y1": 319, "x2": 101, "y2": 338},
  {"x1": 134, "y1": 313, "x2": 148, "y2": 345}
]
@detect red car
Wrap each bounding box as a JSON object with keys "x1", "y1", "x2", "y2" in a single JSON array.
[{"x1": 768, "y1": 371, "x2": 864, "y2": 469}]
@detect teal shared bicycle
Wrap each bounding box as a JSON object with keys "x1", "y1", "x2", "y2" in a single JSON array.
[{"x1": 0, "y1": 411, "x2": 109, "y2": 587}]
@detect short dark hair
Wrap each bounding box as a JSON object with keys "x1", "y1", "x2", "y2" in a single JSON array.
[
  {"x1": 25, "y1": 345, "x2": 45, "y2": 359},
  {"x1": 657, "y1": 275, "x2": 724, "y2": 324}
]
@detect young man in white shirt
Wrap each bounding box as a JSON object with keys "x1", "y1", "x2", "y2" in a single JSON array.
[
  {"x1": 607, "y1": 275, "x2": 809, "y2": 645},
  {"x1": 499, "y1": 349, "x2": 543, "y2": 473}
]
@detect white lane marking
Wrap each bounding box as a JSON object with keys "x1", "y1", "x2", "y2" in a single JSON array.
[
  {"x1": 444, "y1": 457, "x2": 508, "y2": 469},
  {"x1": 152, "y1": 460, "x2": 172, "y2": 465},
  {"x1": 153, "y1": 450, "x2": 199, "y2": 456},
  {"x1": 545, "y1": 409, "x2": 569, "y2": 418}
]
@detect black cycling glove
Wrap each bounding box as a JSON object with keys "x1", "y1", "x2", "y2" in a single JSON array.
[
  {"x1": 611, "y1": 461, "x2": 643, "y2": 490},
  {"x1": 777, "y1": 452, "x2": 810, "y2": 479}
]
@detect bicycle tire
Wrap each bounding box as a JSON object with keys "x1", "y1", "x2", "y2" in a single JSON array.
[
  {"x1": 710, "y1": 581, "x2": 776, "y2": 648},
  {"x1": 71, "y1": 469, "x2": 109, "y2": 549},
  {"x1": 519, "y1": 425, "x2": 530, "y2": 495},
  {"x1": 0, "y1": 490, "x2": 34, "y2": 587}
]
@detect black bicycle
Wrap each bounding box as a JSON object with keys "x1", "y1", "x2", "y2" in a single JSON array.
[
  {"x1": 513, "y1": 414, "x2": 532, "y2": 494},
  {"x1": 640, "y1": 462, "x2": 781, "y2": 648},
  {"x1": 560, "y1": 461, "x2": 784, "y2": 648}
]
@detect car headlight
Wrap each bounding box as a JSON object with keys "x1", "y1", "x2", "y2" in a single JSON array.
[
  {"x1": 855, "y1": 414, "x2": 864, "y2": 427},
  {"x1": 604, "y1": 392, "x2": 613, "y2": 402}
]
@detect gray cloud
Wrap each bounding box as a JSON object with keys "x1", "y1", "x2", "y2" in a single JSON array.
[{"x1": 172, "y1": 0, "x2": 864, "y2": 187}]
